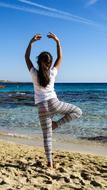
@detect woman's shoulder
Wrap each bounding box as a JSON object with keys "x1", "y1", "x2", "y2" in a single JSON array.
[
  {"x1": 50, "y1": 67, "x2": 58, "y2": 76},
  {"x1": 30, "y1": 66, "x2": 38, "y2": 75}
]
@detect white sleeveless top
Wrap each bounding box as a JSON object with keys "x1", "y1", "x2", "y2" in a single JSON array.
[{"x1": 30, "y1": 66, "x2": 58, "y2": 104}]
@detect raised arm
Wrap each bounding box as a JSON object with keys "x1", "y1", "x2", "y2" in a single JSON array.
[
  {"x1": 47, "y1": 32, "x2": 62, "y2": 70},
  {"x1": 25, "y1": 34, "x2": 42, "y2": 71}
]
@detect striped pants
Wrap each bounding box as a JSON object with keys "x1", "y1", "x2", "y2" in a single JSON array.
[{"x1": 37, "y1": 98, "x2": 82, "y2": 165}]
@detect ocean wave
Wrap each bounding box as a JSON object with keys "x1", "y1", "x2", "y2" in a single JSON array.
[
  {"x1": 0, "y1": 131, "x2": 34, "y2": 140},
  {"x1": 16, "y1": 92, "x2": 27, "y2": 95},
  {"x1": 8, "y1": 133, "x2": 35, "y2": 139},
  {"x1": 0, "y1": 131, "x2": 25, "y2": 137}
]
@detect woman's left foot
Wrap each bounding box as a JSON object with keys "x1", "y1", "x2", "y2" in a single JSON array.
[
  {"x1": 52, "y1": 121, "x2": 58, "y2": 130},
  {"x1": 47, "y1": 162, "x2": 53, "y2": 168}
]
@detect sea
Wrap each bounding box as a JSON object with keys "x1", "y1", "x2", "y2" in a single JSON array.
[{"x1": 0, "y1": 82, "x2": 107, "y2": 147}]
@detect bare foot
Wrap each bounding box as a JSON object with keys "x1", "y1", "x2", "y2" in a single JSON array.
[
  {"x1": 47, "y1": 162, "x2": 53, "y2": 168},
  {"x1": 52, "y1": 121, "x2": 58, "y2": 130}
]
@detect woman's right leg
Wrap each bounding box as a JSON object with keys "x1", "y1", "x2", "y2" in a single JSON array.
[
  {"x1": 48, "y1": 98, "x2": 82, "y2": 128},
  {"x1": 37, "y1": 101, "x2": 53, "y2": 167}
]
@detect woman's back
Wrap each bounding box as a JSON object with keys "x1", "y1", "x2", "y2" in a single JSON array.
[{"x1": 30, "y1": 66, "x2": 58, "y2": 104}]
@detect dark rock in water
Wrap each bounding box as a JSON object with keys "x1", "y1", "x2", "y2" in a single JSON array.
[
  {"x1": 0, "y1": 91, "x2": 34, "y2": 107},
  {"x1": 80, "y1": 136, "x2": 107, "y2": 143},
  {"x1": 102, "y1": 128, "x2": 107, "y2": 131}
]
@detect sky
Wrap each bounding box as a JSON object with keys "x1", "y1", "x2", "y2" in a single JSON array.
[{"x1": 0, "y1": 0, "x2": 107, "y2": 82}]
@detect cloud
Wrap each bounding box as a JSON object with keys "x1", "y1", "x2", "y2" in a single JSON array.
[
  {"x1": 18, "y1": 0, "x2": 95, "y2": 24},
  {"x1": 86, "y1": 0, "x2": 99, "y2": 6},
  {"x1": 0, "y1": 1, "x2": 99, "y2": 27}
]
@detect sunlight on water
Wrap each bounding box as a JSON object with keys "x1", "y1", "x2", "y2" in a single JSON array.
[{"x1": 0, "y1": 83, "x2": 107, "y2": 144}]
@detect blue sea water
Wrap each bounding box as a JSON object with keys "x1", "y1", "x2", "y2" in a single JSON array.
[{"x1": 0, "y1": 82, "x2": 107, "y2": 144}]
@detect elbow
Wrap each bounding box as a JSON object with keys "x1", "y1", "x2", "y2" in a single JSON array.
[
  {"x1": 58, "y1": 55, "x2": 62, "y2": 61},
  {"x1": 58, "y1": 53, "x2": 62, "y2": 59},
  {"x1": 59, "y1": 52, "x2": 62, "y2": 59}
]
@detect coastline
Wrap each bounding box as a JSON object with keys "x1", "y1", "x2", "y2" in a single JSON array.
[
  {"x1": 1, "y1": 80, "x2": 107, "y2": 83},
  {"x1": 0, "y1": 132, "x2": 107, "y2": 157},
  {"x1": 0, "y1": 140, "x2": 107, "y2": 190},
  {"x1": 0, "y1": 82, "x2": 107, "y2": 189}
]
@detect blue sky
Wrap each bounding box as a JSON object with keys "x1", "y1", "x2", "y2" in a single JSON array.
[{"x1": 0, "y1": 0, "x2": 107, "y2": 82}]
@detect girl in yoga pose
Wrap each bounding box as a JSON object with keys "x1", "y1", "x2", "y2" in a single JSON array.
[{"x1": 25, "y1": 32, "x2": 82, "y2": 168}]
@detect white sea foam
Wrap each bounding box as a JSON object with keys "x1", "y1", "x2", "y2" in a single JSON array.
[{"x1": 16, "y1": 92, "x2": 26, "y2": 95}]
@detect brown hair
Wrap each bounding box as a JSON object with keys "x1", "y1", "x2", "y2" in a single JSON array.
[{"x1": 37, "y1": 51, "x2": 53, "y2": 87}]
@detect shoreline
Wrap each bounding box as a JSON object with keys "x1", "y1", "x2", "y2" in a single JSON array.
[
  {"x1": 0, "y1": 132, "x2": 107, "y2": 157},
  {"x1": 1, "y1": 81, "x2": 107, "y2": 84},
  {"x1": 0, "y1": 140, "x2": 107, "y2": 190}
]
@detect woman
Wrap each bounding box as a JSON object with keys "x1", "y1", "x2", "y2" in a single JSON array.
[{"x1": 25, "y1": 32, "x2": 82, "y2": 168}]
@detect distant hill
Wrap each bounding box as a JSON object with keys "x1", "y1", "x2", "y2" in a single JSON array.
[
  {"x1": 0, "y1": 80, "x2": 31, "y2": 84},
  {"x1": 0, "y1": 80, "x2": 11, "y2": 82}
]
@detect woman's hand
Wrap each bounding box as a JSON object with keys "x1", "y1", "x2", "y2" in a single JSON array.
[
  {"x1": 30, "y1": 34, "x2": 42, "y2": 44},
  {"x1": 47, "y1": 32, "x2": 59, "y2": 43}
]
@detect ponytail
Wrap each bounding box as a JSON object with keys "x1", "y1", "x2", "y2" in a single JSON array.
[{"x1": 37, "y1": 52, "x2": 53, "y2": 88}]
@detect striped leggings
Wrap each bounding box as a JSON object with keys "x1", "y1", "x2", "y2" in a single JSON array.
[{"x1": 37, "y1": 98, "x2": 82, "y2": 165}]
